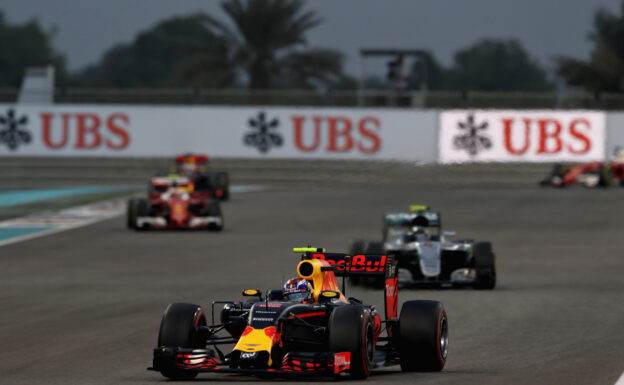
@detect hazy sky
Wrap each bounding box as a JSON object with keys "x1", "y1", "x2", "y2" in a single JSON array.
[{"x1": 1, "y1": 0, "x2": 622, "y2": 76}]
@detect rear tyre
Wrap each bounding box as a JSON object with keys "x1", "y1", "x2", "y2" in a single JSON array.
[
  {"x1": 365, "y1": 241, "x2": 385, "y2": 255},
  {"x1": 157, "y1": 303, "x2": 207, "y2": 380},
  {"x1": 598, "y1": 165, "x2": 613, "y2": 187},
  {"x1": 348, "y1": 240, "x2": 366, "y2": 286},
  {"x1": 217, "y1": 173, "x2": 230, "y2": 200},
  {"x1": 364, "y1": 241, "x2": 385, "y2": 288},
  {"x1": 329, "y1": 305, "x2": 375, "y2": 379},
  {"x1": 398, "y1": 300, "x2": 448, "y2": 372},
  {"x1": 473, "y1": 242, "x2": 496, "y2": 290}
]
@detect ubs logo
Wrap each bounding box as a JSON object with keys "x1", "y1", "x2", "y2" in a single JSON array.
[
  {"x1": 0, "y1": 109, "x2": 31, "y2": 151},
  {"x1": 243, "y1": 112, "x2": 283, "y2": 154},
  {"x1": 453, "y1": 113, "x2": 491, "y2": 156}
]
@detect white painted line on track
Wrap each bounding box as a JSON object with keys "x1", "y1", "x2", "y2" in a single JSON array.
[
  {"x1": 0, "y1": 185, "x2": 265, "y2": 247},
  {"x1": 614, "y1": 371, "x2": 624, "y2": 385},
  {"x1": 0, "y1": 199, "x2": 126, "y2": 247}
]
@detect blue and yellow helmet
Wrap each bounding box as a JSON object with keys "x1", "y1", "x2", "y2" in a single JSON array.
[{"x1": 283, "y1": 278, "x2": 313, "y2": 302}]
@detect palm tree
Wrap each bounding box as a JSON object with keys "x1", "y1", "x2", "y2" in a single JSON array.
[
  {"x1": 557, "y1": 2, "x2": 624, "y2": 92},
  {"x1": 195, "y1": 0, "x2": 346, "y2": 89}
]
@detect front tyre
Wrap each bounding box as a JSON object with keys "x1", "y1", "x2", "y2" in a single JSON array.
[
  {"x1": 157, "y1": 303, "x2": 207, "y2": 380},
  {"x1": 328, "y1": 305, "x2": 375, "y2": 379},
  {"x1": 203, "y1": 200, "x2": 223, "y2": 231},
  {"x1": 398, "y1": 300, "x2": 448, "y2": 372},
  {"x1": 126, "y1": 198, "x2": 136, "y2": 229},
  {"x1": 134, "y1": 198, "x2": 150, "y2": 231}
]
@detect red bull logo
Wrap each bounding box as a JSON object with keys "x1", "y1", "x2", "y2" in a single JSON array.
[{"x1": 312, "y1": 253, "x2": 387, "y2": 273}]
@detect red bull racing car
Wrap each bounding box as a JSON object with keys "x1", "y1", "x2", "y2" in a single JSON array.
[
  {"x1": 148, "y1": 247, "x2": 448, "y2": 380},
  {"x1": 126, "y1": 174, "x2": 223, "y2": 231},
  {"x1": 175, "y1": 154, "x2": 229, "y2": 200}
]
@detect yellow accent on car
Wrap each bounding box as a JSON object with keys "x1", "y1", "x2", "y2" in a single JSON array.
[
  {"x1": 409, "y1": 205, "x2": 429, "y2": 211},
  {"x1": 321, "y1": 291, "x2": 338, "y2": 298},
  {"x1": 293, "y1": 247, "x2": 326, "y2": 253},
  {"x1": 234, "y1": 328, "x2": 273, "y2": 352},
  {"x1": 242, "y1": 289, "x2": 260, "y2": 296},
  {"x1": 297, "y1": 259, "x2": 325, "y2": 301}
]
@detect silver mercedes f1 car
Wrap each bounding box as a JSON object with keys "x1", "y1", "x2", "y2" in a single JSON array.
[{"x1": 349, "y1": 206, "x2": 496, "y2": 289}]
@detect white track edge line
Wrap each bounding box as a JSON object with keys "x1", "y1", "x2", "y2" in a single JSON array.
[
  {"x1": 0, "y1": 216, "x2": 115, "y2": 247},
  {"x1": 614, "y1": 371, "x2": 624, "y2": 385}
]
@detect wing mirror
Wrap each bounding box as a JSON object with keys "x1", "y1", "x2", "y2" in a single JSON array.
[
  {"x1": 319, "y1": 290, "x2": 340, "y2": 302},
  {"x1": 242, "y1": 289, "x2": 262, "y2": 298}
]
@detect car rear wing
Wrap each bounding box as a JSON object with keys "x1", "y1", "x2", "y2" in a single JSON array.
[
  {"x1": 175, "y1": 154, "x2": 208, "y2": 164},
  {"x1": 309, "y1": 252, "x2": 390, "y2": 277},
  {"x1": 294, "y1": 248, "x2": 399, "y2": 323},
  {"x1": 384, "y1": 210, "x2": 441, "y2": 227}
]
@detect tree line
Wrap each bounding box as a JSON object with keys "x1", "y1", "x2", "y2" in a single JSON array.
[{"x1": 1, "y1": 0, "x2": 624, "y2": 93}]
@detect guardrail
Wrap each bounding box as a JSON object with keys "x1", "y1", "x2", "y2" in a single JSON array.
[{"x1": 2, "y1": 87, "x2": 624, "y2": 109}]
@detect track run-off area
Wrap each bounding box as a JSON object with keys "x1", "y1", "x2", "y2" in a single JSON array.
[{"x1": 0, "y1": 160, "x2": 623, "y2": 385}]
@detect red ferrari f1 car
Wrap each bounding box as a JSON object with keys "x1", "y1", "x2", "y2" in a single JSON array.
[
  {"x1": 540, "y1": 162, "x2": 624, "y2": 188},
  {"x1": 127, "y1": 175, "x2": 223, "y2": 231},
  {"x1": 540, "y1": 148, "x2": 624, "y2": 187},
  {"x1": 148, "y1": 247, "x2": 448, "y2": 380}
]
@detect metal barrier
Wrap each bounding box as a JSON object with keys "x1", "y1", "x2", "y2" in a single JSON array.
[{"x1": 2, "y1": 87, "x2": 624, "y2": 109}]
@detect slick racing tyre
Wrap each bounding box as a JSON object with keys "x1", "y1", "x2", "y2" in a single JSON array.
[
  {"x1": 157, "y1": 303, "x2": 207, "y2": 380},
  {"x1": 134, "y1": 198, "x2": 149, "y2": 231},
  {"x1": 474, "y1": 242, "x2": 496, "y2": 290},
  {"x1": 329, "y1": 305, "x2": 375, "y2": 379},
  {"x1": 364, "y1": 241, "x2": 385, "y2": 288},
  {"x1": 598, "y1": 165, "x2": 613, "y2": 188},
  {"x1": 349, "y1": 239, "x2": 366, "y2": 256},
  {"x1": 203, "y1": 200, "x2": 223, "y2": 231},
  {"x1": 397, "y1": 300, "x2": 448, "y2": 372},
  {"x1": 348, "y1": 240, "x2": 366, "y2": 286},
  {"x1": 365, "y1": 241, "x2": 385, "y2": 255},
  {"x1": 126, "y1": 198, "x2": 136, "y2": 229},
  {"x1": 216, "y1": 173, "x2": 230, "y2": 200}
]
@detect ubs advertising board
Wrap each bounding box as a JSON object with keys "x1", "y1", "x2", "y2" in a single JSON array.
[
  {"x1": 0, "y1": 104, "x2": 437, "y2": 162},
  {"x1": 439, "y1": 110, "x2": 606, "y2": 163}
]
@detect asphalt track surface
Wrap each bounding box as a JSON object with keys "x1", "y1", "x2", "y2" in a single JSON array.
[{"x1": 1, "y1": 163, "x2": 624, "y2": 385}]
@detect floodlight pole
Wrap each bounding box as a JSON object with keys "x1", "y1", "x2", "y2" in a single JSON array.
[{"x1": 359, "y1": 48, "x2": 429, "y2": 107}]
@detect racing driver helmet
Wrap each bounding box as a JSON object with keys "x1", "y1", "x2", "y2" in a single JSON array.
[{"x1": 283, "y1": 278, "x2": 313, "y2": 302}]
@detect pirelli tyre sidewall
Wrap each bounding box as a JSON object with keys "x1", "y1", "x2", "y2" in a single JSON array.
[
  {"x1": 397, "y1": 300, "x2": 448, "y2": 372},
  {"x1": 328, "y1": 305, "x2": 375, "y2": 379},
  {"x1": 157, "y1": 303, "x2": 207, "y2": 380}
]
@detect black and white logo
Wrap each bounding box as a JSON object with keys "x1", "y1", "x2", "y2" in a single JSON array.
[
  {"x1": 0, "y1": 109, "x2": 31, "y2": 151},
  {"x1": 453, "y1": 113, "x2": 491, "y2": 156},
  {"x1": 243, "y1": 112, "x2": 283, "y2": 154},
  {"x1": 240, "y1": 351, "x2": 258, "y2": 359}
]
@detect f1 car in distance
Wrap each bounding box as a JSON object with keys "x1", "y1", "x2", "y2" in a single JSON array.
[
  {"x1": 350, "y1": 205, "x2": 496, "y2": 289},
  {"x1": 127, "y1": 174, "x2": 223, "y2": 231},
  {"x1": 540, "y1": 148, "x2": 624, "y2": 188},
  {"x1": 148, "y1": 247, "x2": 448, "y2": 380},
  {"x1": 176, "y1": 154, "x2": 230, "y2": 200}
]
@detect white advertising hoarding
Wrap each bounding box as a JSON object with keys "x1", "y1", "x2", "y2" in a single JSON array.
[
  {"x1": 0, "y1": 104, "x2": 437, "y2": 162},
  {"x1": 439, "y1": 110, "x2": 606, "y2": 163}
]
